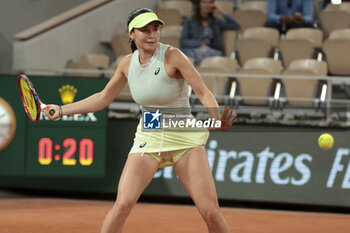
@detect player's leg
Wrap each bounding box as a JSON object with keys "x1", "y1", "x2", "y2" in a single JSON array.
[
  {"x1": 174, "y1": 146, "x2": 230, "y2": 233},
  {"x1": 100, "y1": 153, "x2": 159, "y2": 233}
]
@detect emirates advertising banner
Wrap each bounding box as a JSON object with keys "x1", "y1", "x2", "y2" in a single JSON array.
[{"x1": 144, "y1": 126, "x2": 350, "y2": 208}]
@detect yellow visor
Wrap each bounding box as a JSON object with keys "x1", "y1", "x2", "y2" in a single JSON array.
[{"x1": 128, "y1": 12, "x2": 164, "y2": 32}]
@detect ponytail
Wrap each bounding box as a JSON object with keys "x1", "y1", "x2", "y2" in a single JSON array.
[{"x1": 130, "y1": 39, "x2": 137, "y2": 52}]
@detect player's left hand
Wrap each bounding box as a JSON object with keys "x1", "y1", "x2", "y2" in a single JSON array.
[{"x1": 209, "y1": 106, "x2": 237, "y2": 131}]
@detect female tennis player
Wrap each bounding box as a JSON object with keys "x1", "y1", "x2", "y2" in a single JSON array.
[{"x1": 45, "y1": 8, "x2": 236, "y2": 233}]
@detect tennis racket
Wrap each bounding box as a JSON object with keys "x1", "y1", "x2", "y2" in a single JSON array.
[{"x1": 17, "y1": 74, "x2": 55, "y2": 121}]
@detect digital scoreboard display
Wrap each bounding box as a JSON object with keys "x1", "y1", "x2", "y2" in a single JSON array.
[{"x1": 26, "y1": 127, "x2": 106, "y2": 177}]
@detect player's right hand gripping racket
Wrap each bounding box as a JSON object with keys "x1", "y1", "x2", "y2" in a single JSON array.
[{"x1": 17, "y1": 74, "x2": 55, "y2": 122}]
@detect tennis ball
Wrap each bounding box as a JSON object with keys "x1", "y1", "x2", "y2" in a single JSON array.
[{"x1": 318, "y1": 133, "x2": 334, "y2": 150}]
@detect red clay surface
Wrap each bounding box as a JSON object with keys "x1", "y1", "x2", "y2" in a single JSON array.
[{"x1": 0, "y1": 198, "x2": 349, "y2": 233}]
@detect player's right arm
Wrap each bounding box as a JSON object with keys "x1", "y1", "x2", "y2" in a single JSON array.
[{"x1": 45, "y1": 55, "x2": 132, "y2": 120}]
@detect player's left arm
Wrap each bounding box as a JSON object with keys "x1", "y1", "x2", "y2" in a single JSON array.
[{"x1": 166, "y1": 47, "x2": 236, "y2": 130}]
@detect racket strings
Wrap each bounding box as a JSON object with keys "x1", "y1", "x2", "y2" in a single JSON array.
[
  {"x1": 21, "y1": 79, "x2": 38, "y2": 120},
  {"x1": 18, "y1": 75, "x2": 42, "y2": 121}
]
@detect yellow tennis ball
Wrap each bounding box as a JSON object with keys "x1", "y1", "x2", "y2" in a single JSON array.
[{"x1": 318, "y1": 133, "x2": 334, "y2": 150}]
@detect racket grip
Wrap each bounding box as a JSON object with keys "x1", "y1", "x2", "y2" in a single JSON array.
[
  {"x1": 49, "y1": 109, "x2": 55, "y2": 116},
  {"x1": 40, "y1": 104, "x2": 55, "y2": 116}
]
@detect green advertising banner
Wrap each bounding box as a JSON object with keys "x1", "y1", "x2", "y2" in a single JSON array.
[
  {"x1": 0, "y1": 75, "x2": 108, "y2": 177},
  {"x1": 26, "y1": 76, "x2": 107, "y2": 128},
  {"x1": 1, "y1": 73, "x2": 350, "y2": 208},
  {"x1": 145, "y1": 126, "x2": 350, "y2": 208}
]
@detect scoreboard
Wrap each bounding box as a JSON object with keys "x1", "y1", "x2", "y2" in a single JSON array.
[{"x1": 0, "y1": 75, "x2": 107, "y2": 177}]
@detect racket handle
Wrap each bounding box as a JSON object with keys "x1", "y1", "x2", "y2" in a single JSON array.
[
  {"x1": 40, "y1": 104, "x2": 55, "y2": 116},
  {"x1": 49, "y1": 109, "x2": 55, "y2": 116}
]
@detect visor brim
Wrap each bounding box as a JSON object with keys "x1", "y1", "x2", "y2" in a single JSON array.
[
  {"x1": 133, "y1": 19, "x2": 164, "y2": 30},
  {"x1": 128, "y1": 12, "x2": 165, "y2": 32}
]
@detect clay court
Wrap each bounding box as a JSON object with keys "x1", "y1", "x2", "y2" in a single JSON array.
[{"x1": 0, "y1": 194, "x2": 349, "y2": 233}]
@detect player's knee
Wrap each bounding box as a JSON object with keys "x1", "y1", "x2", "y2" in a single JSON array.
[
  {"x1": 112, "y1": 200, "x2": 135, "y2": 217},
  {"x1": 203, "y1": 206, "x2": 222, "y2": 226}
]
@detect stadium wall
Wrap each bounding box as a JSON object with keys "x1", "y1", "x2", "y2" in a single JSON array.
[
  {"x1": 12, "y1": 0, "x2": 158, "y2": 73},
  {"x1": 0, "y1": 0, "x2": 89, "y2": 74},
  {"x1": 0, "y1": 74, "x2": 350, "y2": 211}
]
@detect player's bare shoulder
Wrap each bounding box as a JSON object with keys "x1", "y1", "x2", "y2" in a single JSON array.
[
  {"x1": 165, "y1": 46, "x2": 182, "y2": 61},
  {"x1": 117, "y1": 54, "x2": 133, "y2": 77},
  {"x1": 165, "y1": 46, "x2": 190, "y2": 67}
]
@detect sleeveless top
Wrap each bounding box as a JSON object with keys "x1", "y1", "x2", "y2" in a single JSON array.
[
  {"x1": 127, "y1": 44, "x2": 209, "y2": 157},
  {"x1": 128, "y1": 43, "x2": 190, "y2": 112}
]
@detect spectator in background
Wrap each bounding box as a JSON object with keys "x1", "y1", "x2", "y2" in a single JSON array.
[
  {"x1": 180, "y1": 0, "x2": 240, "y2": 66},
  {"x1": 266, "y1": 0, "x2": 314, "y2": 33}
]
